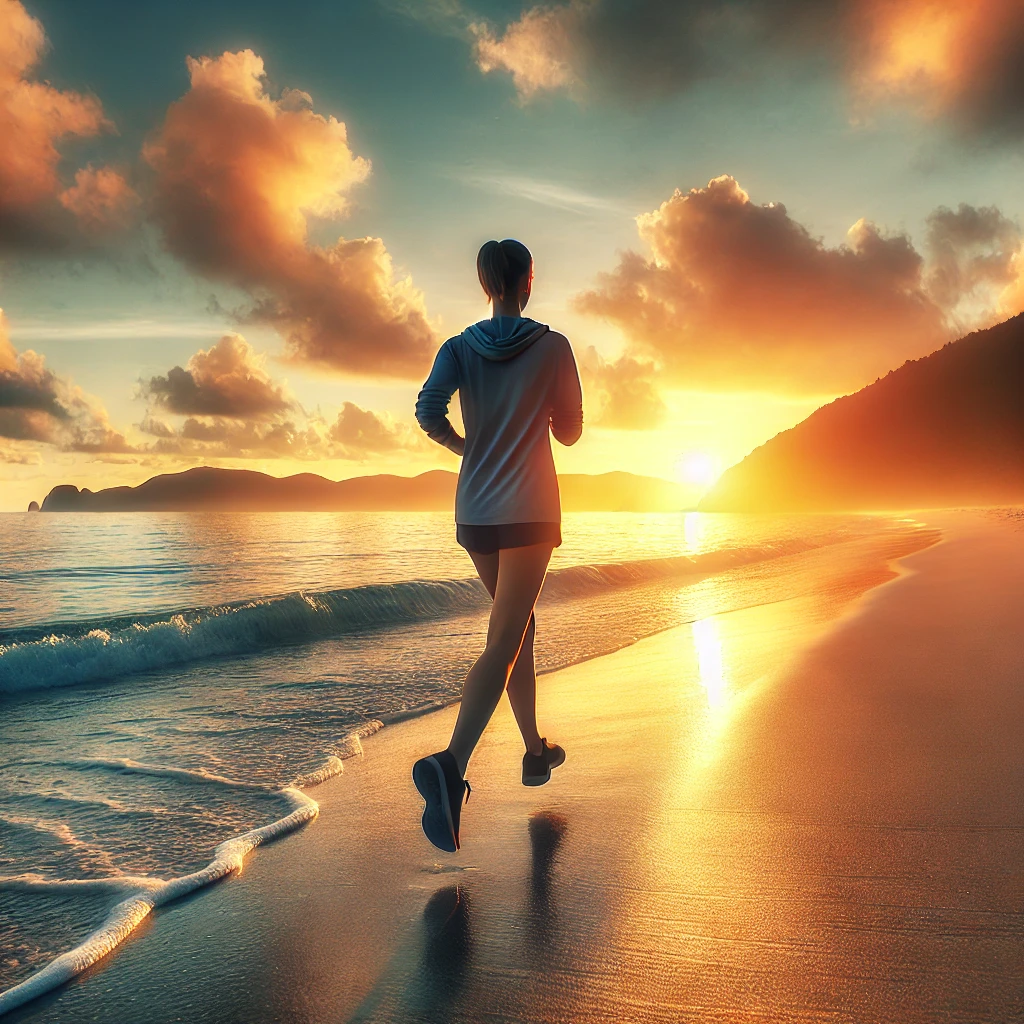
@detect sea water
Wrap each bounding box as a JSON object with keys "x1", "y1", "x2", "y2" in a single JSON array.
[{"x1": 0, "y1": 510, "x2": 929, "y2": 1003}]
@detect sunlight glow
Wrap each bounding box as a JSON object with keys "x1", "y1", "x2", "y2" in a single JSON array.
[{"x1": 674, "y1": 452, "x2": 721, "y2": 489}]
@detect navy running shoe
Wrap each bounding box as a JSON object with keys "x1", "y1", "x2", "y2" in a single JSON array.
[
  {"x1": 413, "y1": 749, "x2": 471, "y2": 852},
  {"x1": 522, "y1": 738, "x2": 565, "y2": 787}
]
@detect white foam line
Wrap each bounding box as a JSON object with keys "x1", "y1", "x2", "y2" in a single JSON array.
[
  {"x1": 60, "y1": 757, "x2": 278, "y2": 792},
  {"x1": 0, "y1": 722, "x2": 384, "y2": 1018},
  {"x1": 0, "y1": 874, "x2": 163, "y2": 894}
]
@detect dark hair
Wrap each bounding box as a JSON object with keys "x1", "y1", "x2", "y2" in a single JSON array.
[{"x1": 477, "y1": 239, "x2": 533, "y2": 301}]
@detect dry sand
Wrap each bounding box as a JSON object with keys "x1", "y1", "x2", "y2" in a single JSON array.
[{"x1": 9, "y1": 510, "x2": 1024, "y2": 1024}]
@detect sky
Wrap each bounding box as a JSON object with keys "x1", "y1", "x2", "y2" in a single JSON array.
[{"x1": 2, "y1": 0, "x2": 1023, "y2": 511}]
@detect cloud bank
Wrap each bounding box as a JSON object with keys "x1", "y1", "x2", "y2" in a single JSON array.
[
  {"x1": 579, "y1": 347, "x2": 666, "y2": 429},
  {"x1": 144, "y1": 334, "x2": 293, "y2": 419},
  {"x1": 138, "y1": 334, "x2": 428, "y2": 462},
  {"x1": 0, "y1": 0, "x2": 135, "y2": 247},
  {"x1": 144, "y1": 50, "x2": 436, "y2": 380},
  {"x1": 470, "y1": 0, "x2": 1024, "y2": 137},
  {"x1": 576, "y1": 175, "x2": 1023, "y2": 393},
  {"x1": 0, "y1": 310, "x2": 133, "y2": 455}
]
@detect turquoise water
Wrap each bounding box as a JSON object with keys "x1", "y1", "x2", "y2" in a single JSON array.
[{"x1": 0, "y1": 510, "x2": 921, "y2": 1000}]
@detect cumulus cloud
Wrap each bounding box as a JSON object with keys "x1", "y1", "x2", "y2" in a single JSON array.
[
  {"x1": 140, "y1": 403, "x2": 427, "y2": 462},
  {"x1": 0, "y1": 309, "x2": 134, "y2": 452},
  {"x1": 144, "y1": 49, "x2": 435, "y2": 379},
  {"x1": 579, "y1": 347, "x2": 666, "y2": 429},
  {"x1": 924, "y1": 204, "x2": 1022, "y2": 313},
  {"x1": 472, "y1": 5, "x2": 581, "y2": 100},
  {"x1": 575, "y1": 175, "x2": 1015, "y2": 392},
  {"x1": 58, "y1": 165, "x2": 139, "y2": 232},
  {"x1": 0, "y1": 0, "x2": 130, "y2": 247},
  {"x1": 850, "y1": 0, "x2": 1024, "y2": 137},
  {"x1": 140, "y1": 410, "x2": 327, "y2": 460},
  {"x1": 328, "y1": 401, "x2": 428, "y2": 456},
  {"x1": 144, "y1": 333, "x2": 293, "y2": 419},
  {"x1": 138, "y1": 336, "x2": 427, "y2": 460},
  {"x1": 467, "y1": 0, "x2": 1024, "y2": 137}
]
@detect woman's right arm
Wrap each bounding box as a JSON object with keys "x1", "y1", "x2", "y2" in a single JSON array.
[{"x1": 415, "y1": 343, "x2": 465, "y2": 456}]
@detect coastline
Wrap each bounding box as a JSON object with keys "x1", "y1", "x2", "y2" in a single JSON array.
[{"x1": 7, "y1": 509, "x2": 1023, "y2": 1022}]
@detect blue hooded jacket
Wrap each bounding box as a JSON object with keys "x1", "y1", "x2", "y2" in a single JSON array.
[{"x1": 415, "y1": 316, "x2": 583, "y2": 525}]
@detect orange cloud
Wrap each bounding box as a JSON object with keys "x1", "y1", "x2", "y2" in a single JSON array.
[
  {"x1": 163, "y1": 417, "x2": 328, "y2": 460},
  {"x1": 576, "y1": 175, "x2": 953, "y2": 392},
  {"x1": 328, "y1": 401, "x2": 428, "y2": 456},
  {"x1": 144, "y1": 334, "x2": 293, "y2": 419},
  {"x1": 924, "y1": 204, "x2": 1022, "y2": 314},
  {"x1": 0, "y1": 0, "x2": 116, "y2": 246},
  {"x1": 579, "y1": 347, "x2": 666, "y2": 429},
  {"x1": 472, "y1": 4, "x2": 580, "y2": 100},
  {"x1": 141, "y1": 402, "x2": 427, "y2": 462},
  {"x1": 58, "y1": 165, "x2": 139, "y2": 232},
  {"x1": 466, "y1": 0, "x2": 1024, "y2": 136},
  {"x1": 144, "y1": 50, "x2": 436, "y2": 379},
  {"x1": 138, "y1": 335, "x2": 427, "y2": 460},
  {"x1": 851, "y1": 0, "x2": 1024, "y2": 133},
  {"x1": 0, "y1": 310, "x2": 133, "y2": 454}
]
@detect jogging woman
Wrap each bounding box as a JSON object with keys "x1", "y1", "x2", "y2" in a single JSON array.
[{"x1": 412, "y1": 238, "x2": 583, "y2": 852}]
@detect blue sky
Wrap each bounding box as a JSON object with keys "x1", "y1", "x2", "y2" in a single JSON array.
[{"x1": 2, "y1": 0, "x2": 1023, "y2": 509}]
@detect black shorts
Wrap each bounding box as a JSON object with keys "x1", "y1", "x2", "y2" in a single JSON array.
[{"x1": 456, "y1": 522, "x2": 562, "y2": 555}]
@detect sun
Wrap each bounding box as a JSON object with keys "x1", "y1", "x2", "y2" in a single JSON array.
[{"x1": 674, "y1": 452, "x2": 721, "y2": 489}]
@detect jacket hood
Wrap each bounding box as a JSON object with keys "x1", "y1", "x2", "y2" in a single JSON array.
[{"x1": 461, "y1": 316, "x2": 549, "y2": 361}]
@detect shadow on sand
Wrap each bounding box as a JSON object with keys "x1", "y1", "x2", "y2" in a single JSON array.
[{"x1": 347, "y1": 809, "x2": 568, "y2": 1023}]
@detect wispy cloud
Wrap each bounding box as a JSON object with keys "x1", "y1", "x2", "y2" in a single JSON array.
[
  {"x1": 379, "y1": 0, "x2": 470, "y2": 37},
  {"x1": 10, "y1": 318, "x2": 229, "y2": 342},
  {"x1": 452, "y1": 169, "x2": 632, "y2": 216}
]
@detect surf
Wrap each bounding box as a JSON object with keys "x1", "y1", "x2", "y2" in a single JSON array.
[{"x1": 0, "y1": 540, "x2": 826, "y2": 695}]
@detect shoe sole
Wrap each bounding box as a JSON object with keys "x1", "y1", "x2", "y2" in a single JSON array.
[
  {"x1": 522, "y1": 747, "x2": 566, "y2": 787},
  {"x1": 413, "y1": 756, "x2": 458, "y2": 852}
]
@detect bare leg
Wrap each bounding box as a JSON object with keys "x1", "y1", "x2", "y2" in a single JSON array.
[
  {"x1": 448, "y1": 544, "x2": 552, "y2": 775},
  {"x1": 466, "y1": 551, "x2": 543, "y2": 757},
  {"x1": 507, "y1": 613, "x2": 542, "y2": 755}
]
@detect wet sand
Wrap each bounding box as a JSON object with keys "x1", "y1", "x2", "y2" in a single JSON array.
[{"x1": 9, "y1": 510, "x2": 1024, "y2": 1023}]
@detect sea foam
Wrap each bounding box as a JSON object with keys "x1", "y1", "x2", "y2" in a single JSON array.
[{"x1": 0, "y1": 720, "x2": 382, "y2": 1017}]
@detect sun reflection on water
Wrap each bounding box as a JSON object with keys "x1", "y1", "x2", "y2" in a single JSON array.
[{"x1": 682, "y1": 511, "x2": 706, "y2": 555}]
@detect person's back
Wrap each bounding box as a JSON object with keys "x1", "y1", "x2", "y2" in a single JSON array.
[
  {"x1": 417, "y1": 317, "x2": 582, "y2": 527},
  {"x1": 411, "y1": 238, "x2": 582, "y2": 854}
]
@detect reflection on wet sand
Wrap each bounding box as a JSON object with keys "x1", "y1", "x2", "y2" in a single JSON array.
[
  {"x1": 692, "y1": 616, "x2": 728, "y2": 709},
  {"x1": 526, "y1": 810, "x2": 568, "y2": 957},
  {"x1": 410, "y1": 885, "x2": 472, "y2": 1019}
]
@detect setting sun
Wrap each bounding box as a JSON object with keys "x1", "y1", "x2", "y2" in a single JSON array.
[{"x1": 675, "y1": 452, "x2": 722, "y2": 489}]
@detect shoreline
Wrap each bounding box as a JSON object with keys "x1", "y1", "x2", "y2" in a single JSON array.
[
  {"x1": 3, "y1": 511, "x2": 996, "y2": 1021},
  {"x1": 0, "y1": 722, "x2": 382, "y2": 1017},
  {"x1": 0, "y1": 527, "x2": 895, "y2": 1013}
]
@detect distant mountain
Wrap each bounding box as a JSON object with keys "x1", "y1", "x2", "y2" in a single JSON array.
[
  {"x1": 40, "y1": 467, "x2": 689, "y2": 513},
  {"x1": 700, "y1": 313, "x2": 1024, "y2": 512}
]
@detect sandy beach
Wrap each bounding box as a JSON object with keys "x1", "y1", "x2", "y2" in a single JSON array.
[{"x1": 7, "y1": 509, "x2": 1023, "y2": 1024}]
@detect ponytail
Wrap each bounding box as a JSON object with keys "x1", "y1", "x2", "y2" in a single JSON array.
[{"x1": 477, "y1": 238, "x2": 532, "y2": 301}]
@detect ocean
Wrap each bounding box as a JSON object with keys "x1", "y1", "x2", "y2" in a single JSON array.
[{"x1": 0, "y1": 510, "x2": 932, "y2": 1007}]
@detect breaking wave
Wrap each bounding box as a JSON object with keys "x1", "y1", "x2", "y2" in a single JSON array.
[{"x1": 0, "y1": 540, "x2": 821, "y2": 695}]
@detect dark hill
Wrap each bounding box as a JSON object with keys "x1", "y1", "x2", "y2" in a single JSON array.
[
  {"x1": 700, "y1": 313, "x2": 1024, "y2": 512},
  {"x1": 40, "y1": 467, "x2": 688, "y2": 513}
]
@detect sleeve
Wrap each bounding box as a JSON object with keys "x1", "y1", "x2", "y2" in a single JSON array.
[
  {"x1": 550, "y1": 337, "x2": 584, "y2": 446},
  {"x1": 415, "y1": 342, "x2": 462, "y2": 450}
]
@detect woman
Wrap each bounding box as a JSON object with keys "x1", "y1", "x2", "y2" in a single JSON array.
[{"x1": 412, "y1": 238, "x2": 583, "y2": 853}]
